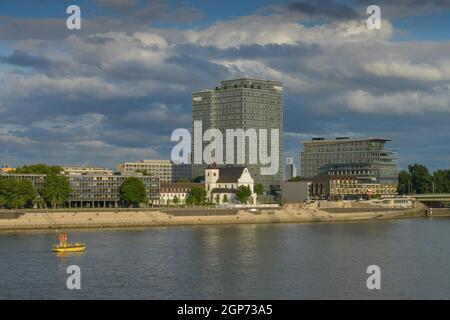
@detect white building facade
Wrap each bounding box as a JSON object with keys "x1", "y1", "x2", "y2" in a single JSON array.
[
  {"x1": 160, "y1": 183, "x2": 203, "y2": 205},
  {"x1": 205, "y1": 166, "x2": 257, "y2": 205}
]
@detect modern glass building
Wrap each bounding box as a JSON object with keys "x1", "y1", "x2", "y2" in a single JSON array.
[
  {"x1": 66, "y1": 173, "x2": 160, "y2": 208},
  {"x1": 300, "y1": 137, "x2": 398, "y2": 186},
  {"x1": 285, "y1": 157, "x2": 297, "y2": 181},
  {"x1": 0, "y1": 172, "x2": 160, "y2": 208},
  {"x1": 192, "y1": 78, "x2": 283, "y2": 196}
]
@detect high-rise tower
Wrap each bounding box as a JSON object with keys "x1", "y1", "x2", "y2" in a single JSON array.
[{"x1": 192, "y1": 78, "x2": 283, "y2": 196}]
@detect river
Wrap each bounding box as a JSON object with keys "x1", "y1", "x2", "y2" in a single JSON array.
[{"x1": 0, "y1": 218, "x2": 449, "y2": 299}]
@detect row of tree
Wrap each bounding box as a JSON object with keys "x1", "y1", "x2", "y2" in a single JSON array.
[
  {"x1": 398, "y1": 164, "x2": 450, "y2": 194},
  {"x1": 14, "y1": 164, "x2": 63, "y2": 175},
  {"x1": 1, "y1": 164, "x2": 149, "y2": 209},
  {"x1": 0, "y1": 174, "x2": 71, "y2": 209},
  {"x1": 0, "y1": 174, "x2": 148, "y2": 209}
]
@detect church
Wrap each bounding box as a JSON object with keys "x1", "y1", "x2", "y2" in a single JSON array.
[{"x1": 204, "y1": 165, "x2": 257, "y2": 205}]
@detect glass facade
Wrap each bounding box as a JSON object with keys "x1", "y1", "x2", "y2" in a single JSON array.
[
  {"x1": 192, "y1": 78, "x2": 283, "y2": 195},
  {"x1": 300, "y1": 138, "x2": 398, "y2": 185}
]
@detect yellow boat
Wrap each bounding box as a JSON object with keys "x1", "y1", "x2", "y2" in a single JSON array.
[{"x1": 53, "y1": 233, "x2": 86, "y2": 253}]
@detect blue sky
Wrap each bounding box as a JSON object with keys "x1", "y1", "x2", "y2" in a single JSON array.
[{"x1": 1, "y1": 0, "x2": 450, "y2": 172}]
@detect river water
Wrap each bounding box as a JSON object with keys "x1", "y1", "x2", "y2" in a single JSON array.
[{"x1": 0, "y1": 218, "x2": 449, "y2": 299}]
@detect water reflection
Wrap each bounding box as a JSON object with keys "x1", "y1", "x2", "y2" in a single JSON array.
[{"x1": 0, "y1": 219, "x2": 449, "y2": 299}]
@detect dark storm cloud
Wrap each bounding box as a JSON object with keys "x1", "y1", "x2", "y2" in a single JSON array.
[
  {"x1": 287, "y1": 0, "x2": 362, "y2": 20},
  {"x1": 1, "y1": 5, "x2": 450, "y2": 170},
  {"x1": 0, "y1": 50, "x2": 53, "y2": 69},
  {"x1": 357, "y1": 0, "x2": 450, "y2": 9},
  {"x1": 283, "y1": 94, "x2": 450, "y2": 171},
  {"x1": 174, "y1": 43, "x2": 321, "y2": 61},
  {"x1": 279, "y1": 0, "x2": 450, "y2": 20},
  {"x1": 0, "y1": 1, "x2": 203, "y2": 41},
  {"x1": 0, "y1": 16, "x2": 139, "y2": 41},
  {"x1": 96, "y1": 0, "x2": 204, "y2": 23},
  {"x1": 165, "y1": 55, "x2": 232, "y2": 83},
  {"x1": 356, "y1": 0, "x2": 450, "y2": 17},
  {"x1": 96, "y1": 0, "x2": 138, "y2": 11}
]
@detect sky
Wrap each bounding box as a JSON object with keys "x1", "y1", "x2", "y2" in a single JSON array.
[{"x1": 1, "y1": 0, "x2": 450, "y2": 172}]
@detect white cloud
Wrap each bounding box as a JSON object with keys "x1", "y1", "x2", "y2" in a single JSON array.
[
  {"x1": 0, "y1": 134, "x2": 34, "y2": 145},
  {"x1": 180, "y1": 15, "x2": 393, "y2": 48},
  {"x1": 64, "y1": 139, "x2": 163, "y2": 160},
  {"x1": 344, "y1": 89, "x2": 450, "y2": 114},
  {"x1": 2, "y1": 7, "x2": 450, "y2": 169},
  {"x1": 363, "y1": 60, "x2": 450, "y2": 82},
  {"x1": 2, "y1": 73, "x2": 148, "y2": 100},
  {"x1": 0, "y1": 124, "x2": 27, "y2": 135}
]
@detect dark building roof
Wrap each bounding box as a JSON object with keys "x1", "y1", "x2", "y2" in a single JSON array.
[
  {"x1": 160, "y1": 182, "x2": 203, "y2": 192},
  {"x1": 211, "y1": 188, "x2": 236, "y2": 194},
  {"x1": 214, "y1": 166, "x2": 246, "y2": 183}
]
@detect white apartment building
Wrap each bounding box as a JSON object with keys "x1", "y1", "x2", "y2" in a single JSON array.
[
  {"x1": 117, "y1": 160, "x2": 191, "y2": 183},
  {"x1": 159, "y1": 182, "x2": 203, "y2": 205},
  {"x1": 61, "y1": 166, "x2": 113, "y2": 176}
]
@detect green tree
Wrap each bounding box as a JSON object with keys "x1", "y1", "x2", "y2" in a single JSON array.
[
  {"x1": 173, "y1": 196, "x2": 179, "y2": 205},
  {"x1": 398, "y1": 170, "x2": 412, "y2": 194},
  {"x1": 0, "y1": 179, "x2": 36, "y2": 209},
  {"x1": 254, "y1": 183, "x2": 264, "y2": 196},
  {"x1": 32, "y1": 197, "x2": 45, "y2": 209},
  {"x1": 176, "y1": 178, "x2": 191, "y2": 183},
  {"x1": 193, "y1": 176, "x2": 204, "y2": 183},
  {"x1": 0, "y1": 180, "x2": 6, "y2": 208},
  {"x1": 189, "y1": 187, "x2": 207, "y2": 205},
  {"x1": 236, "y1": 185, "x2": 252, "y2": 204},
  {"x1": 434, "y1": 169, "x2": 450, "y2": 193},
  {"x1": 408, "y1": 163, "x2": 432, "y2": 194},
  {"x1": 186, "y1": 194, "x2": 195, "y2": 206},
  {"x1": 120, "y1": 177, "x2": 148, "y2": 207},
  {"x1": 15, "y1": 164, "x2": 62, "y2": 175},
  {"x1": 135, "y1": 169, "x2": 153, "y2": 176},
  {"x1": 223, "y1": 194, "x2": 228, "y2": 203},
  {"x1": 288, "y1": 176, "x2": 301, "y2": 182},
  {"x1": 42, "y1": 174, "x2": 71, "y2": 208}
]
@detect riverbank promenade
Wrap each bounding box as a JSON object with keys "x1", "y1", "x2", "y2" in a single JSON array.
[{"x1": 1, "y1": 206, "x2": 445, "y2": 231}]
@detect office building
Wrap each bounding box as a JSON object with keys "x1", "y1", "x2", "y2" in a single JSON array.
[
  {"x1": 0, "y1": 172, "x2": 160, "y2": 208},
  {"x1": 61, "y1": 166, "x2": 113, "y2": 176},
  {"x1": 192, "y1": 77, "x2": 283, "y2": 196},
  {"x1": 117, "y1": 160, "x2": 191, "y2": 183},
  {"x1": 66, "y1": 173, "x2": 160, "y2": 208},
  {"x1": 282, "y1": 181, "x2": 310, "y2": 204},
  {"x1": 301, "y1": 137, "x2": 398, "y2": 199},
  {"x1": 310, "y1": 175, "x2": 398, "y2": 200},
  {"x1": 285, "y1": 157, "x2": 297, "y2": 181},
  {"x1": 1, "y1": 163, "x2": 15, "y2": 173},
  {"x1": 0, "y1": 173, "x2": 46, "y2": 190}
]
